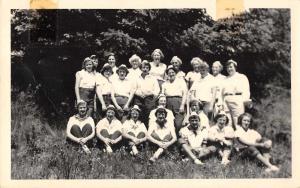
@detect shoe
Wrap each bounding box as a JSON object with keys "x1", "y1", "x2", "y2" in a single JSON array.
[
  {"x1": 106, "y1": 146, "x2": 113, "y2": 153},
  {"x1": 194, "y1": 159, "x2": 204, "y2": 165},
  {"x1": 132, "y1": 146, "x2": 139, "y2": 155},
  {"x1": 221, "y1": 159, "x2": 231, "y2": 166},
  {"x1": 265, "y1": 165, "x2": 280, "y2": 173},
  {"x1": 149, "y1": 156, "x2": 156, "y2": 163},
  {"x1": 82, "y1": 145, "x2": 91, "y2": 154}
]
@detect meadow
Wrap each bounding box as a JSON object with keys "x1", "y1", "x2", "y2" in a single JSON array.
[{"x1": 11, "y1": 86, "x2": 291, "y2": 179}]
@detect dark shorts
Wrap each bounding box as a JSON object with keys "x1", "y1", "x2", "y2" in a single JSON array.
[{"x1": 79, "y1": 87, "x2": 95, "y2": 108}]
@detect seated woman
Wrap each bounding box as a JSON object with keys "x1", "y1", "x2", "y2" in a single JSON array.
[
  {"x1": 149, "y1": 94, "x2": 175, "y2": 126},
  {"x1": 95, "y1": 63, "x2": 113, "y2": 119},
  {"x1": 66, "y1": 100, "x2": 95, "y2": 154},
  {"x1": 122, "y1": 105, "x2": 147, "y2": 156},
  {"x1": 178, "y1": 112, "x2": 216, "y2": 165},
  {"x1": 147, "y1": 106, "x2": 177, "y2": 162},
  {"x1": 96, "y1": 105, "x2": 123, "y2": 153},
  {"x1": 127, "y1": 54, "x2": 142, "y2": 81},
  {"x1": 185, "y1": 57, "x2": 202, "y2": 89},
  {"x1": 111, "y1": 64, "x2": 135, "y2": 122},
  {"x1": 234, "y1": 113, "x2": 279, "y2": 173},
  {"x1": 162, "y1": 65, "x2": 188, "y2": 132},
  {"x1": 75, "y1": 57, "x2": 97, "y2": 117},
  {"x1": 182, "y1": 99, "x2": 209, "y2": 129},
  {"x1": 208, "y1": 112, "x2": 234, "y2": 165},
  {"x1": 169, "y1": 56, "x2": 186, "y2": 80}
]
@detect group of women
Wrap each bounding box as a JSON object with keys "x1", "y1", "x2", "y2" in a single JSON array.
[{"x1": 66, "y1": 49, "x2": 279, "y2": 173}]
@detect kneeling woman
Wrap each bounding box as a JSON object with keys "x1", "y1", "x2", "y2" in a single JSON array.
[
  {"x1": 96, "y1": 105, "x2": 123, "y2": 153},
  {"x1": 147, "y1": 106, "x2": 177, "y2": 162},
  {"x1": 66, "y1": 100, "x2": 95, "y2": 154},
  {"x1": 122, "y1": 105, "x2": 147, "y2": 156},
  {"x1": 208, "y1": 112, "x2": 234, "y2": 165}
]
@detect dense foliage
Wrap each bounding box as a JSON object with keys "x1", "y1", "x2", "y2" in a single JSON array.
[{"x1": 11, "y1": 9, "x2": 290, "y2": 107}]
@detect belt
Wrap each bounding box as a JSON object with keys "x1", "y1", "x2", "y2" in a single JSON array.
[
  {"x1": 224, "y1": 92, "x2": 242, "y2": 96},
  {"x1": 166, "y1": 96, "x2": 182, "y2": 98}
]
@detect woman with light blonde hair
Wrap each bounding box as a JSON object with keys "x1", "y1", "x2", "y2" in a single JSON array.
[
  {"x1": 185, "y1": 57, "x2": 202, "y2": 88},
  {"x1": 149, "y1": 49, "x2": 167, "y2": 88}
]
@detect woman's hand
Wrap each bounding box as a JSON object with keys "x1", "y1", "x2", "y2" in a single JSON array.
[
  {"x1": 102, "y1": 104, "x2": 107, "y2": 111},
  {"x1": 179, "y1": 105, "x2": 185, "y2": 114},
  {"x1": 123, "y1": 104, "x2": 130, "y2": 112}
]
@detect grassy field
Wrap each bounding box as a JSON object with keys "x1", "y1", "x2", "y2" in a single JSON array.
[{"x1": 11, "y1": 87, "x2": 291, "y2": 179}]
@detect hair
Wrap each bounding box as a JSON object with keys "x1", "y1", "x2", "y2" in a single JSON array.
[
  {"x1": 214, "y1": 113, "x2": 229, "y2": 125},
  {"x1": 127, "y1": 108, "x2": 141, "y2": 120},
  {"x1": 151, "y1": 49, "x2": 164, "y2": 60},
  {"x1": 100, "y1": 65, "x2": 113, "y2": 75},
  {"x1": 199, "y1": 61, "x2": 209, "y2": 70},
  {"x1": 237, "y1": 113, "x2": 253, "y2": 127},
  {"x1": 155, "y1": 108, "x2": 167, "y2": 117},
  {"x1": 129, "y1": 54, "x2": 142, "y2": 65},
  {"x1": 226, "y1": 59, "x2": 237, "y2": 68},
  {"x1": 166, "y1": 65, "x2": 176, "y2": 75},
  {"x1": 116, "y1": 65, "x2": 129, "y2": 76},
  {"x1": 140, "y1": 60, "x2": 151, "y2": 70},
  {"x1": 170, "y1": 56, "x2": 182, "y2": 65},
  {"x1": 190, "y1": 57, "x2": 202, "y2": 66},
  {"x1": 81, "y1": 57, "x2": 94, "y2": 70},
  {"x1": 189, "y1": 115, "x2": 200, "y2": 121},
  {"x1": 212, "y1": 61, "x2": 223, "y2": 72},
  {"x1": 189, "y1": 99, "x2": 203, "y2": 109}
]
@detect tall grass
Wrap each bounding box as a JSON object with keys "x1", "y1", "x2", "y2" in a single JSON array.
[{"x1": 11, "y1": 86, "x2": 291, "y2": 179}]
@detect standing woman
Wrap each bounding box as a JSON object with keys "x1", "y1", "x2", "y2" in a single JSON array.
[
  {"x1": 162, "y1": 65, "x2": 188, "y2": 132},
  {"x1": 169, "y1": 56, "x2": 185, "y2": 80},
  {"x1": 95, "y1": 63, "x2": 113, "y2": 119},
  {"x1": 111, "y1": 64, "x2": 135, "y2": 122},
  {"x1": 211, "y1": 61, "x2": 226, "y2": 118},
  {"x1": 106, "y1": 53, "x2": 118, "y2": 81},
  {"x1": 127, "y1": 54, "x2": 142, "y2": 81},
  {"x1": 149, "y1": 49, "x2": 167, "y2": 88},
  {"x1": 75, "y1": 57, "x2": 97, "y2": 117},
  {"x1": 185, "y1": 57, "x2": 202, "y2": 89},
  {"x1": 221, "y1": 59, "x2": 250, "y2": 130}
]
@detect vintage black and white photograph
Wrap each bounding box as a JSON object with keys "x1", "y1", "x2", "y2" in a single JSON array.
[{"x1": 10, "y1": 8, "x2": 291, "y2": 179}]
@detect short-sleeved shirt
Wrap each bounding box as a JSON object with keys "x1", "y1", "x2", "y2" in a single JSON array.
[
  {"x1": 135, "y1": 74, "x2": 160, "y2": 97},
  {"x1": 162, "y1": 78, "x2": 187, "y2": 97},
  {"x1": 76, "y1": 70, "x2": 97, "y2": 89},
  {"x1": 149, "y1": 108, "x2": 175, "y2": 124},
  {"x1": 148, "y1": 120, "x2": 176, "y2": 141},
  {"x1": 127, "y1": 68, "x2": 142, "y2": 82},
  {"x1": 209, "y1": 125, "x2": 234, "y2": 140},
  {"x1": 123, "y1": 119, "x2": 147, "y2": 135},
  {"x1": 179, "y1": 125, "x2": 208, "y2": 149},
  {"x1": 149, "y1": 62, "x2": 167, "y2": 81},
  {"x1": 96, "y1": 74, "x2": 112, "y2": 95},
  {"x1": 185, "y1": 71, "x2": 201, "y2": 83},
  {"x1": 96, "y1": 118, "x2": 123, "y2": 134},
  {"x1": 234, "y1": 126, "x2": 262, "y2": 145},
  {"x1": 190, "y1": 73, "x2": 215, "y2": 102},
  {"x1": 222, "y1": 72, "x2": 250, "y2": 101},
  {"x1": 111, "y1": 78, "x2": 135, "y2": 98}
]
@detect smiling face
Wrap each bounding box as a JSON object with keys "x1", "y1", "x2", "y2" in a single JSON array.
[
  {"x1": 190, "y1": 103, "x2": 200, "y2": 113},
  {"x1": 131, "y1": 59, "x2": 140, "y2": 69},
  {"x1": 167, "y1": 69, "x2": 176, "y2": 81},
  {"x1": 118, "y1": 69, "x2": 127, "y2": 80},
  {"x1": 141, "y1": 64, "x2": 150, "y2": 74},
  {"x1": 103, "y1": 69, "x2": 112, "y2": 78},
  {"x1": 156, "y1": 111, "x2": 166, "y2": 123},
  {"x1": 226, "y1": 63, "x2": 236, "y2": 76},
  {"x1": 153, "y1": 51, "x2": 161, "y2": 62},
  {"x1": 158, "y1": 97, "x2": 167, "y2": 107},
  {"x1": 189, "y1": 116, "x2": 200, "y2": 129},
  {"x1": 108, "y1": 55, "x2": 116, "y2": 67},
  {"x1": 85, "y1": 61, "x2": 94, "y2": 72},
  {"x1": 92, "y1": 59, "x2": 99, "y2": 68},
  {"x1": 106, "y1": 109, "x2": 115, "y2": 121},
  {"x1": 212, "y1": 63, "x2": 221, "y2": 76},
  {"x1": 130, "y1": 109, "x2": 139, "y2": 121},
  {"x1": 78, "y1": 104, "x2": 87, "y2": 117},
  {"x1": 241, "y1": 115, "x2": 251, "y2": 131},
  {"x1": 193, "y1": 64, "x2": 200, "y2": 73},
  {"x1": 171, "y1": 60, "x2": 181, "y2": 71},
  {"x1": 216, "y1": 115, "x2": 227, "y2": 129},
  {"x1": 199, "y1": 67, "x2": 208, "y2": 77}
]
